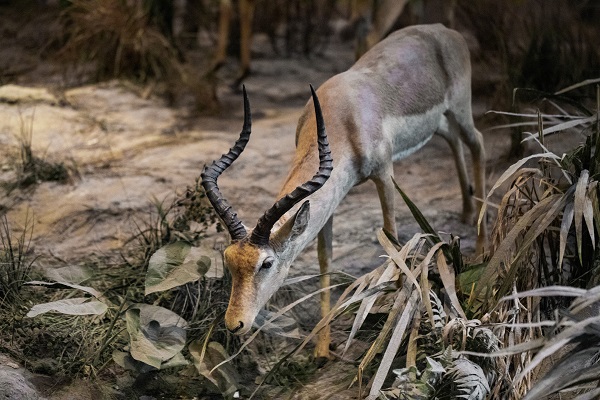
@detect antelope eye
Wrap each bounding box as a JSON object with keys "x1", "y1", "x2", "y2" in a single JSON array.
[{"x1": 261, "y1": 258, "x2": 274, "y2": 270}]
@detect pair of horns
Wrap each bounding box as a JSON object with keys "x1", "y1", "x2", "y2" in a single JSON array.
[{"x1": 200, "y1": 85, "x2": 333, "y2": 246}]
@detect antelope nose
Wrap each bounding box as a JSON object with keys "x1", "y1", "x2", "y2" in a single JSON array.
[{"x1": 227, "y1": 321, "x2": 244, "y2": 334}]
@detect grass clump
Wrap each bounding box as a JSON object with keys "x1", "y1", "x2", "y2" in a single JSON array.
[
  {"x1": 0, "y1": 213, "x2": 35, "y2": 305},
  {"x1": 52, "y1": 0, "x2": 219, "y2": 113},
  {"x1": 2, "y1": 111, "x2": 75, "y2": 193},
  {"x1": 56, "y1": 0, "x2": 184, "y2": 82}
]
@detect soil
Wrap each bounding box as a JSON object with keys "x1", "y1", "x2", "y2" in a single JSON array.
[{"x1": 1, "y1": 6, "x2": 571, "y2": 400}]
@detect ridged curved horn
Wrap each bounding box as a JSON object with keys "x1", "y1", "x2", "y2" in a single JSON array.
[
  {"x1": 201, "y1": 86, "x2": 251, "y2": 241},
  {"x1": 250, "y1": 85, "x2": 333, "y2": 246}
]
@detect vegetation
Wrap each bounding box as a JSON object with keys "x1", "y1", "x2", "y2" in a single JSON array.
[
  {"x1": 1, "y1": 1, "x2": 599, "y2": 398},
  {"x1": 0, "y1": 213, "x2": 35, "y2": 305},
  {"x1": 457, "y1": 0, "x2": 600, "y2": 157},
  {"x1": 56, "y1": 0, "x2": 184, "y2": 82},
  {"x1": 1, "y1": 111, "x2": 75, "y2": 193}
]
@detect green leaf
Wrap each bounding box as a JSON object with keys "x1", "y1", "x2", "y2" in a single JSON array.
[
  {"x1": 27, "y1": 298, "x2": 108, "y2": 317},
  {"x1": 457, "y1": 264, "x2": 486, "y2": 295},
  {"x1": 145, "y1": 242, "x2": 223, "y2": 295},
  {"x1": 393, "y1": 180, "x2": 440, "y2": 244},
  {"x1": 125, "y1": 304, "x2": 187, "y2": 369}
]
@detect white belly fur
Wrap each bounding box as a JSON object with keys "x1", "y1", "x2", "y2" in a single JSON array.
[{"x1": 382, "y1": 104, "x2": 445, "y2": 162}]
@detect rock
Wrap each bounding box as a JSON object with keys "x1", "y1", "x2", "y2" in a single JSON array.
[
  {"x1": 0, "y1": 355, "x2": 46, "y2": 400},
  {"x1": 0, "y1": 84, "x2": 58, "y2": 105}
]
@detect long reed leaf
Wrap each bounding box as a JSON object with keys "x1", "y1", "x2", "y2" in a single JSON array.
[
  {"x1": 574, "y1": 170, "x2": 590, "y2": 263},
  {"x1": 369, "y1": 289, "x2": 420, "y2": 398}
]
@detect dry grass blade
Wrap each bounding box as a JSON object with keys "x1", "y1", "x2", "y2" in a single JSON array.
[
  {"x1": 522, "y1": 115, "x2": 597, "y2": 140},
  {"x1": 305, "y1": 267, "x2": 391, "y2": 355},
  {"x1": 499, "y1": 286, "x2": 587, "y2": 300},
  {"x1": 436, "y1": 249, "x2": 467, "y2": 320},
  {"x1": 352, "y1": 282, "x2": 411, "y2": 395},
  {"x1": 477, "y1": 153, "x2": 556, "y2": 228},
  {"x1": 589, "y1": 181, "x2": 600, "y2": 240},
  {"x1": 282, "y1": 274, "x2": 322, "y2": 286},
  {"x1": 505, "y1": 187, "x2": 573, "y2": 278},
  {"x1": 487, "y1": 110, "x2": 586, "y2": 119},
  {"x1": 523, "y1": 347, "x2": 600, "y2": 399},
  {"x1": 573, "y1": 387, "x2": 600, "y2": 400},
  {"x1": 559, "y1": 201, "x2": 575, "y2": 268},
  {"x1": 377, "y1": 230, "x2": 422, "y2": 291},
  {"x1": 583, "y1": 195, "x2": 595, "y2": 248},
  {"x1": 368, "y1": 289, "x2": 420, "y2": 398},
  {"x1": 555, "y1": 78, "x2": 600, "y2": 95},
  {"x1": 473, "y1": 194, "x2": 561, "y2": 301},
  {"x1": 406, "y1": 307, "x2": 422, "y2": 369},
  {"x1": 460, "y1": 338, "x2": 546, "y2": 359},
  {"x1": 574, "y1": 169, "x2": 590, "y2": 263},
  {"x1": 570, "y1": 286, "x2": 600, "y2": 315},
  {"x1": 343, "y1": 260, "x2": 398, "y2": 356},
  {"x1": 496, "y1": 193, "x2": 570, "y2": 297},
  {"x1": 515, "y1": 315, "x2": 600, "y2": 384},
  {"x1": 419, "y1": 243, "x2": 445, "y2": 325}
]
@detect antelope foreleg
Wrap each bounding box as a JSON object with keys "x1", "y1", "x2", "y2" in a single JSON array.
[{"x1": 316, "y1": 216, "x2": 333, "y2": 361}]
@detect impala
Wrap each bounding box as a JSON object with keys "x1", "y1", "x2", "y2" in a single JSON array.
[{"x1": 201, "y1": 24, "x2": 486, "y2": 359}]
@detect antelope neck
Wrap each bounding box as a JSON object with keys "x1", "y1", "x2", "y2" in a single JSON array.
[{"x1": 274, "y1": 157, "x2": 357, "y2": 259}]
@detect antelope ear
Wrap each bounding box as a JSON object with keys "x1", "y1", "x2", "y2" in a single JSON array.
[{"x1": 271, "y1": 201, "x2": 310, "y2": 247}]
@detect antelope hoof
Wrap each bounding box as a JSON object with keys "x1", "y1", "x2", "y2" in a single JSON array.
[
  {"x1": 314, "y1": 343, "x2": 334, "y2": 365},
  {"x1": 315, "y1": 355, "x2": 331, "y2": 368}
]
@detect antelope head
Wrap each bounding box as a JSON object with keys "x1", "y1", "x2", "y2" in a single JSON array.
[{"x1": 201, "y1": 85, "x2": 333, "y2": 334}]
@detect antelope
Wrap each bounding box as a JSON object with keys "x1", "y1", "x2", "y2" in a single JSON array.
[
  {"x1": 212, "y1": 0, "x2": 256, "y2": 89},
  {"x1": 201, "y1": 24, "x2": 486, "y2": 359},
  {"x1": 348, "y1": 0, "x2": 458, "y2": 59}
]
